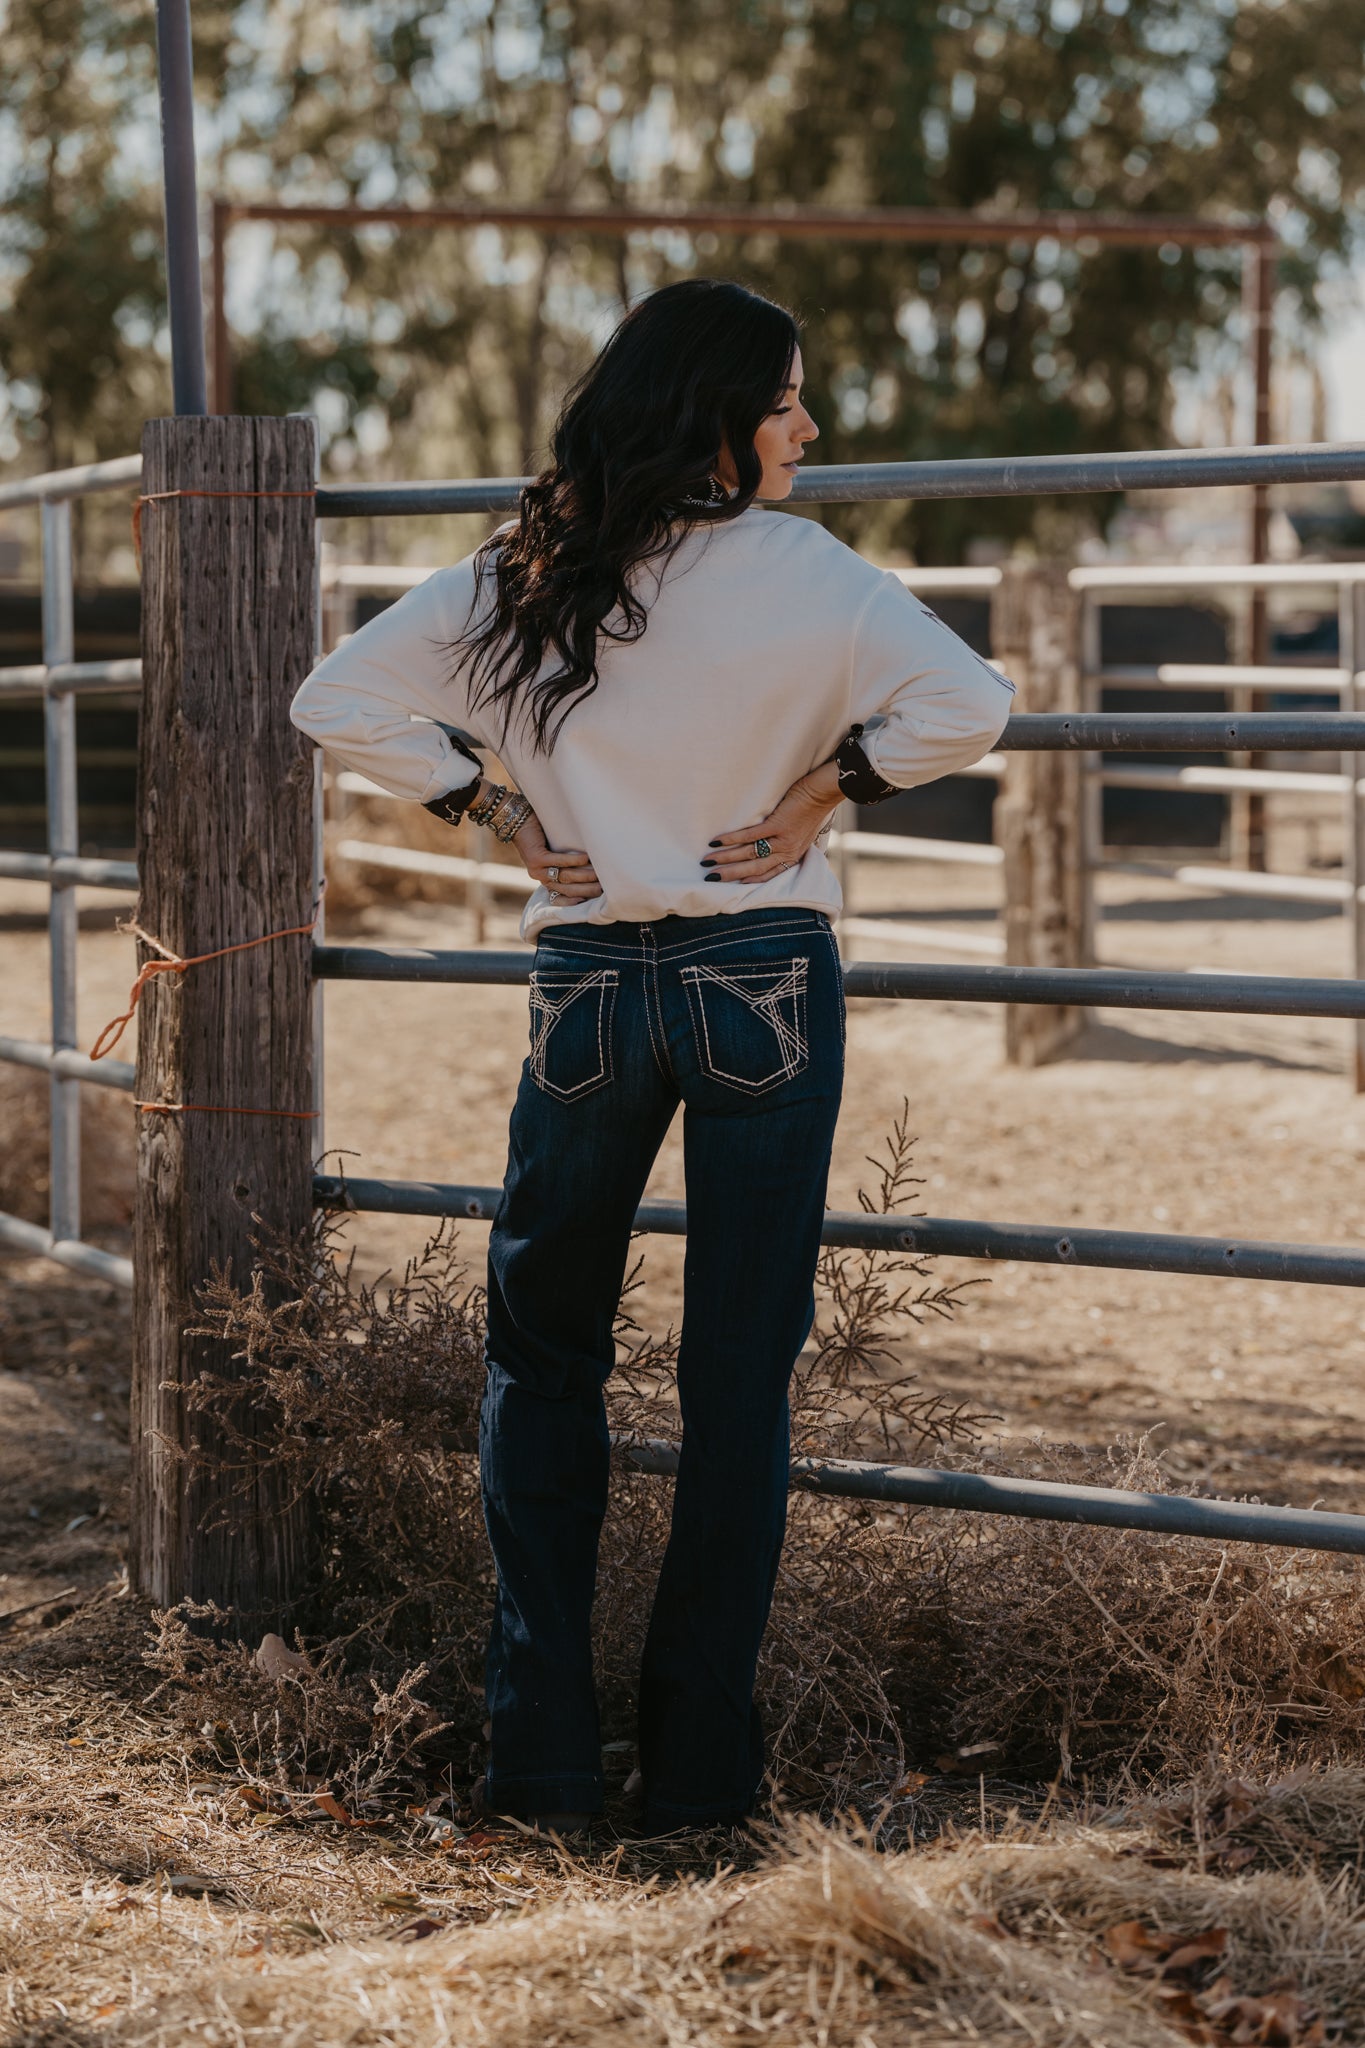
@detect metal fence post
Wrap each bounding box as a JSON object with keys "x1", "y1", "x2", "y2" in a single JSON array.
[
  {"x1": 1078, "y1": 590, "x2": 1102, "y2": 968},
  {"x1": 42, "y1": 499, "x2": 81, "y2": 1247},
  {"x1": 132, "y1": 413, "x2": 318, "y2": 1628},
  {"x1": 993, "y1": 564, "x2": 1086, "y2": 1065}
]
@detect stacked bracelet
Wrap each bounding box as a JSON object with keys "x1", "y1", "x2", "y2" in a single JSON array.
[
  {"x1": 834, "y1": 723, "x2": 899, "y2": 806},
  {"x1": 467, "y1": 781, "x2": 534, "y2": 842}
]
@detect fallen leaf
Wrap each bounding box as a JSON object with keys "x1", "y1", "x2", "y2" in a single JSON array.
[
  {"x1": 375, "y1": 1891, "x2": 422, "y2": 1911},
  {"x1": 313, "y1": 1791, "x2": 352, "y2": 1825},
  {"x1": 896, "y1": 1772, "x2": 931, "y2": 1794},
  {"x1": 392, "y1": 1916, "x2": 444, "y2": 1942},
  {"x1": 1104, "y1": 1920, "x2": 1170, "y2": 1971},
  {"x1": 1164, "y1": 1930, "x2": 1228, "y2": 1976},
  {"x1": 1202, "y1": 1987, "x2": 1323, "y2": 2046}
]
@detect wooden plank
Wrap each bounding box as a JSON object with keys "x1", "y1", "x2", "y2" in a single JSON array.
[
  {"x1": 993, "y1": 564, "x2": 1085, "y2": 1066},
  {"x1": 132, "y1": 415, "x2": 318, "y2": 1627}
]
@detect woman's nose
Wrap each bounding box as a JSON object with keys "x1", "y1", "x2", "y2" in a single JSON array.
[{"x1": 800, "y1": 413, "x2": 819, "y2": 444}]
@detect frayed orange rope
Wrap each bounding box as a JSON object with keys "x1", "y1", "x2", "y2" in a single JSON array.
[
  {"x1": 89, "y1": 884, "x2": 325, "y2": 1099},
  {"x1": 132, "y1": 486, "x2": 316, "y2": 560}
]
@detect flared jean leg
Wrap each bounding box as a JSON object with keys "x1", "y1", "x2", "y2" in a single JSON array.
[
  {"x1": 637, "y1": 1074, "x2": 842, "y2": 1829},
  {"x1": 481, "y1": 1046, "x2": 676, "y2": 1817}
]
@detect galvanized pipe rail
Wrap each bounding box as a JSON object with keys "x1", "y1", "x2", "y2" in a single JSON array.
[
  {"x1": 313, "y1": 942, "x2": 1365, "y2": 1018},
  {"x1": 313, "y1": 1174, "x2": 1365, "y2": 1289},
  {"x1": 317, "y1": 440, "x2": 1365, "y2": 520},
  {"x1": 619, "y1": 1437, "x2": 1365, "y2": 1556}
]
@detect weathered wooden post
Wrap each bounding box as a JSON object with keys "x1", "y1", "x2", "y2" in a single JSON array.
[
  {"x1": 131, "y1": 414, "x2": 318, "y2": 1628},
  {"x1": 993, "y1": 562, "x2": 1086, "y2": 1066}
]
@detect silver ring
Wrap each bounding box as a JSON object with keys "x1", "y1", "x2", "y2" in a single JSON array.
[
  {"x1": 546, "y1": 866, "x2": 560, "y2": 883},
  {"x1": 548, "y1": 890, "x2": 560, "y2": 902},
  {"x1": 754, "y1": 838, "x2": 772, "y2": 860}
]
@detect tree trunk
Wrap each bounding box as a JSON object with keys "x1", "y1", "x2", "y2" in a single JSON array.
[
  {"x1": 132, "y1": 414, "x2": 319, "y2": 1629},
  {"x1": 994, "y1": 563, "x2": 1086, "y2": 1067}
]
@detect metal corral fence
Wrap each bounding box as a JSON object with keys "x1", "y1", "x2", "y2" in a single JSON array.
[
  {"x1": 8, "y1": 438, "x2": 1365, "y2": 1559},
  {"x1": 0, "y1": 455, "x2": 142, "y2": 1290}
]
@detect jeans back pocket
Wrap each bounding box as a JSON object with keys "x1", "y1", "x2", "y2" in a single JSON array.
[
  {"x1": 528, "y1": 968, "x2": 619, "y2": 1100},
  {"x1": 681, "y1": 958, "x2": 809, "y2": 1095}
]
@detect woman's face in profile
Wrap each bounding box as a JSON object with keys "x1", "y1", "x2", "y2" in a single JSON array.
[{"x1": 719, "y1": 347, "x2": 820, "y2": 501}]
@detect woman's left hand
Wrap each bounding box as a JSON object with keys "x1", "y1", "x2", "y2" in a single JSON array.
[
  {"x1": 512, "y1": 812, "x2": 601, "y2": 902},
  {"x1": 701, "y1": 761, "x2": 841, "y2": 883}
]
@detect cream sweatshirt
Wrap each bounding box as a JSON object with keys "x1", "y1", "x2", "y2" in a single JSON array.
[{"x1": 290, "y1": 507, "x2": 1014, "y2": 940}]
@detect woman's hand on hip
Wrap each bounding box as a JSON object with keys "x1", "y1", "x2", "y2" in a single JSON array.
[
  {"x1": 512, "y1": 813, "x2": 600, "y2": 902},
  {"x1": 701, "y1": 759, "x2": 842, "y2": 883}
]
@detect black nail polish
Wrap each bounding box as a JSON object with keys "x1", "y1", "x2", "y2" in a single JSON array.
[
  {"x1": 707, "y1": 839, "x2": 722, "y2": 848},
  {"x1": 700, "y1": 858, "x2": 716, "y2": 868},
  {"x1": 704, "y1": 872, "x2": 722, "y2": 883}
]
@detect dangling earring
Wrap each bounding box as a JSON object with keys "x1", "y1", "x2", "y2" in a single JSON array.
[{"x1": 677, "y1": 474, "x2": 729, "y2": 511}]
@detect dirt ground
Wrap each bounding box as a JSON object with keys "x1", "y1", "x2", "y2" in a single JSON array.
[{"x1": 3, "y1": 831, "x2": 1365, "y2": 2042}]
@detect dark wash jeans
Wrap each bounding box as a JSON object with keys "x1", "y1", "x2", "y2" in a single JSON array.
[{"x1": 481, "y1": 906, "x2": 846, "y2": 1830}]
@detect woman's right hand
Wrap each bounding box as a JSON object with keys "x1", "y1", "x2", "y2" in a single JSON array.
[{"x1": 510, "y1": 810, "x2": 601, "y2": 903}]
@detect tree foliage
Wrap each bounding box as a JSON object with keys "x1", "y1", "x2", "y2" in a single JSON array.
[{"x1": 2, "y1": 0, "x2": 1363, "y2": 554}]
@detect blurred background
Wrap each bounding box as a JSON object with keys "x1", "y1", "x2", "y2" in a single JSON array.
[{"x1": 2, "y1": 0, "x2": 1365, "y2": 864}]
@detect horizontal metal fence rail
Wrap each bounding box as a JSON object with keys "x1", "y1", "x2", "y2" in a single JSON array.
[
  {"x1": 1003, "y1": 713, "x2": 1365, "y2": 749},
  {"x1": 0, "y1": 1033, "x2": 135, "y2": 1091},
  {"x1": 1096, "y1": 663, "x2": 1351, "y2": 694},
  {"x1": 0, "y1": 454, "x2": 141, "y2": 511},
  {"x1": 619, "y1": 1438, "x2": 1365, "y2": 1554},
  {"x1": 0, "y1": 1213, "x2": 133, "y2": 1289},
  {"x1": 0, "y1": 852, "x2": 138, "y2": 890},
  {"x1": 316, "y1": 440, "x2": 1365, "y2": 519},
  {"x1": 314, "y1": 942, "x2": 1365, "y2": 1018},
  {"x1": 314, "y1": 1175, "x2": 1365, "y2": 1287},
  {"x1": 1071, "y1": 561, "x2": 1365, "y2": 590},
  {"x1": 0, "y1": 658, "x2": 143, "y2": 702}
]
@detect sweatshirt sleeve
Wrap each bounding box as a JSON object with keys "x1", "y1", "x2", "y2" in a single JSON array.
[
  {"x1": 847, "y1": 572, "x2": 1014, "y2": 788},
  {"x1": 289, "y1": 561, "x2": 495, "y2": 804}
]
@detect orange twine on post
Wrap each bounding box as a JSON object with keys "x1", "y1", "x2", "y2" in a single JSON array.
[
  {"x1": 131, "y1": 485, "x2": 317, "y2": 560},
  {"x1": 90, "y1": 886, "x2": 324, "y2": 1121}
]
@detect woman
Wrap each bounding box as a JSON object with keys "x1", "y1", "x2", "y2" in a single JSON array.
[{"x1": 291, "y1": 278, "x2": 1013, "y2": 1836}]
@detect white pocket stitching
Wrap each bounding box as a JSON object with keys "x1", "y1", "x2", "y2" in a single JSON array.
[
  {"x1": 528, "y1": 969, "x2": 618, "y2": 1099},
  {"x1": 680, "y1": 959, "x2": 809, "y2": 1094}
]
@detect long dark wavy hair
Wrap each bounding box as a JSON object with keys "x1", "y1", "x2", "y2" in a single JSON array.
[{"x1": 451, "y1": 278, "x2": 799, "y2": 753}]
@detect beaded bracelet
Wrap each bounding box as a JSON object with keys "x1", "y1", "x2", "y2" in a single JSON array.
[
  {"x1": 467, "y1": 781, "x2": 514, "y2": 829},
  {"x1": 467, "y1": 781, "x2": 535, "y2": 843}
]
